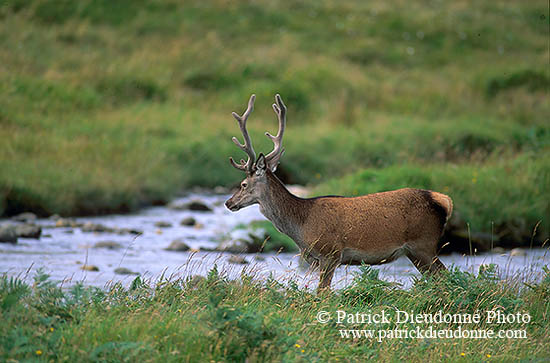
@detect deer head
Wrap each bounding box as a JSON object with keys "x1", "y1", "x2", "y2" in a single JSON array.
[{"x1": 225, "y1": 94, "x2": 287, "y2": 211}]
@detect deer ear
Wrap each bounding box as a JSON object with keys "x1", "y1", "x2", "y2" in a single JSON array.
[{"x1": 255, "y1": 153, "x2": 267, "y2": 175}]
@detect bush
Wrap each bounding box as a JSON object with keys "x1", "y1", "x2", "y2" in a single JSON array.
[{"x1": 487, "y1": 70, "x2": 550, "y2": 98}]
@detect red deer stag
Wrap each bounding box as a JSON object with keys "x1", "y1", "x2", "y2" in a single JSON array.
[{"x1": 225, "y1": 94, "x2": 452, "y2": 291}]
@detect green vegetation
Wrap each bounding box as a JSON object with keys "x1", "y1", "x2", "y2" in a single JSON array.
[
  {"x1": 0, "y1": 1, "x2": 548, "y2": 240},
  {"x1": 234, "y1": 220, "x2": 299, "y2": 253},
  {"x1": 1, "y1": 267, "x2": 549, "y2": 361}
]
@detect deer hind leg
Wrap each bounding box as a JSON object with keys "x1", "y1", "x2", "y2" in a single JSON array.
[{"x1": 405, "y1": 239, "x2": 447, "y2": 275}]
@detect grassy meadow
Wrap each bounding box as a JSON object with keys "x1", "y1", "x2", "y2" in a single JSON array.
[
  {"x1": 0, "y1": 0, "x2": 548, "y2": 243},
  {"x1": 1, "y1": 266, "x2": 549, "y2": 361},
  {"x1": 1, "y1": 2, "x2": 549, "y2": 360}
]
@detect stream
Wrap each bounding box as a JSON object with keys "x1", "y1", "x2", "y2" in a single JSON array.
[{"x1": 1, "y1": 191, "x2": 549, "y2": 290}]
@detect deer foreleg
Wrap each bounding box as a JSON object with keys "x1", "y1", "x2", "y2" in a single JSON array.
[{"x1": 317, "y1": 255, "x2": 340, "y2": 292}]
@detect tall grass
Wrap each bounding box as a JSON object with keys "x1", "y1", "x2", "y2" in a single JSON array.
[{"x1": 1, "y1": 267, "x2": 549, "y2": 361}]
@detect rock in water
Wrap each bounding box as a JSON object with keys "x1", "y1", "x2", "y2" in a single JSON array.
[
  {"x1": 15, "y1": 224, "x2": 42, "y2": 239},
  {"x1": 510, "y1": 248, "x2": 526, "y2": 257},
  {"x1": 56, "y1": 218, "x2": 81, "y2": 228},
  {"x1": 187, "y1": 200, "x2": 212, "y2": 212},
  {"x1": 180, "y1": 217, "x2": 196, "y2": 226},
  {"x1": 154, "y1": 221, "x2": 173, "y2": 228},
  {"x1": 12, "y1": 212, "x2": 37, "y2": 223},
  {"x1": 81, "y1": 265, "x2": 99, "y2": 271},
  {"x1": 491, "y1": 247, "x2": 506, "y2": 254},
  {"x1": 114, "y1": 267, "x2": 139, "y2": 275},
  {"x1": 217, "y1": 239, "x2": 249, "y2": 253},
  {"x1": 227, "y1": 255, "x2": 248, "y2": 264},
  {"x1": 116, "y1": 228, "x2": 143, "y2": 235},
  {"x1": 169, "y1": 200, "x2": 212, "y2": 212},
  {"x1": 167, "y1": 201, "x2": 185, "y2": 210},
  {"x1": 164, "y1": 239, "x2": 191, "y2": 252},
  {"x1": 81, "y1": 222, "x2": 112, "y2": 233},
  {"x1": 0, "y1": 225, "x2": 17, "y2": 243},
  {"x1": 93, "y1": 241, "x2": 123, "y2": 250},
  {"x1": 199, "y1": 246, "x2": 216, "y2": 252}
]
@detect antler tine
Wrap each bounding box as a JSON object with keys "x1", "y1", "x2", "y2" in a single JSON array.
[
  {"x1": 229, "y1": 94, "x2": 257, "y2": 172},
  {"x1": 265, "y1": 94, "x2": 286, "y2": 171}
]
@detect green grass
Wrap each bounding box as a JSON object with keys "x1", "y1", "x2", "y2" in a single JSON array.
[
  {"x1": 233, "y1": 220, "x2": 299, "y2": 253},
  {"x1": 1, "y1": 266, "x2": 549, "y2": 361},
  {"x1": 0, "y1": 0, "x2": 548, "y2": 241}
]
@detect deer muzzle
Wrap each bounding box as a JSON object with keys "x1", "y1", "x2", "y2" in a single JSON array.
[{"x1": 224, "y1": 198, "x2": 240, "y2": 211}]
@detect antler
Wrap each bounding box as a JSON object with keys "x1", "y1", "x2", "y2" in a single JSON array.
[
  {"x1": 229, "y1": 94, "x2": 257, "y2": 172},
  {"x1": 265, "y1": 94, "x2": 286, "y2": 172}
]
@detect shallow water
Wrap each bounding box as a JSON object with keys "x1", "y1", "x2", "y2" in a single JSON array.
[{"x1": 1, "y1": 192, "x2": 548, "y2": 290}]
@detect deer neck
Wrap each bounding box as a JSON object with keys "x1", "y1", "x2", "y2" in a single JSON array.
[{"x1": 258, "y1": 171, "x2": 307, "y2": 242}]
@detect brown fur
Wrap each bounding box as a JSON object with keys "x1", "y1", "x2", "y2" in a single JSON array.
[{"x1": 254, "y1": 171, "x2": 452, "y2": 290}]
